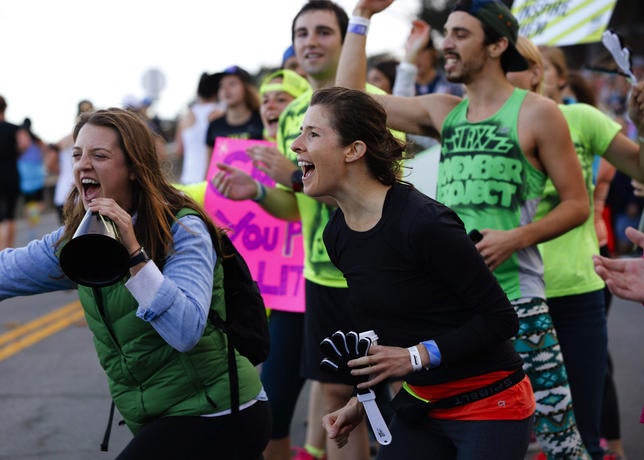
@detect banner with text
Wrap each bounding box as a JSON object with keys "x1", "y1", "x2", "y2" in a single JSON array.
[
  {"x1": 204, "y1": 137, "x2": 305, "y2": 313},
  {"x1": 511, "y1": 0, "x2": 617, "y2": 46}
]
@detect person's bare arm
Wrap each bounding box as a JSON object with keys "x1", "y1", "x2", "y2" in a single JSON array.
[
  {"x1": 322, "y1": 397, "x2": 365, "y2": 449},
  {"x1": 379, "y1": 93, "x2": 460, "y2": 137},
  {"x1": 335, "y1": 0, "x2": 390, "y2": 92},
  {"x1": 173, "y1": 110, "x2": 193, "y2": 158},
  {"x1": 392, "y1": 19, "x2": 429, "y2": 97},
  {"x1": 523, "y1": 96, "x2": 589, "y2": 244},
  {"x1": 259, "y1": 187, "x2": 301, "y2": 221},
  {"x1": 212, "y1": 163, "x2": 300, "y2": 221},
  {"x1": 336, "y1": 0, "x2": 459, "y2": 136},
  {"x1": 603, "y1": 132, "x2": 644, "y2": 182},
  {"x1": 594, "y1": 158, "x2": 616, "y2": 247},
  {"x1": 16, "y1": 128, "x2": 30, "y2": 153}
]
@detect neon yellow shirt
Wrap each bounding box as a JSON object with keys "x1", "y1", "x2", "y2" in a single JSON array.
[{"x1": 535, "y1": 103, "x2": 621, "y2": 297}]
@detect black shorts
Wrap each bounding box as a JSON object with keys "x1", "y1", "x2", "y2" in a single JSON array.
[
  {"x1": 0, "y1": 188, "x2": 19, "y2": 221},
  {"x1": 301, "y1": 280, "x2": 359, "y2": 384}
]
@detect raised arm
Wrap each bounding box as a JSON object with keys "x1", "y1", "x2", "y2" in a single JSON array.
[
  {"x1": 335, "y1": 0, "x2": 391, "y2": 92},
  {"x1": 337, "y1": 0, "x2": 459, "y2": 136},
  {"x1": 602, "y1": 131, "x2": 644, "y2": 182},
  {"x1": 391, "y1": 19, "x2": 431, "y2": 97}
]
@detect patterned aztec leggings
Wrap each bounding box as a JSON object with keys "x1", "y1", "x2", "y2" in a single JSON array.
[{"x1": 511, "y1": 298, "x2": 590, "y2": 460}]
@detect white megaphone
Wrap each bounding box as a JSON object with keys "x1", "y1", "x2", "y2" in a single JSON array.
[{"x1": 59, "y1": 210, "x2": 129, "y2": 287}]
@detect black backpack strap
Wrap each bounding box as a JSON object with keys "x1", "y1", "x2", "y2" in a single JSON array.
[
  {"x1": 210, "y1": 310, "x2": 240, "y2": 415},
  {"x1": 212, "y1": 310, "x2": 241, "y2": 460},
  {"x1": 227, "y1": 331, "x2": 240, "y2": 415},
  {"x1": 92, "y1": 287, "x2": 116, "y2": 452},
  {"x1": 100, "y1": 400, "x2": 116, "y2": 451}
]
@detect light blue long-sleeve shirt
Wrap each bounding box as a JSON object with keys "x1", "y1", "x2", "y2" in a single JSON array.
[{"x1": 0, "y1": 215, "x2": 216, "y2": 352}]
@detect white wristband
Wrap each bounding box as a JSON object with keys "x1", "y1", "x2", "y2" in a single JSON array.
[
  {"x1": 349, "y1": 15, "x2": 371, "y2": 27},
  {"x1": 407, "y1": 345, "x2": 423, "y2": 372},
  {"x1": 252, "y1": 181, "x2": 266, "y2": 202},
  {"x1": 398, "y1": 61, "x2": 417, "y2": 72}
]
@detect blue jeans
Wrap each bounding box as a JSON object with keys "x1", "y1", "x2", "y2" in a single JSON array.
[
  {"x1": 548, "y1": 289, "x2": 608, "y2": 460},
  {"x1": 376, "y1": 414, "x2": 533, "y2": 460}
]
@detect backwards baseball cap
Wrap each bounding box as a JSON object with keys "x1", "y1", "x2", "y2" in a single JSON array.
[
  {"x1": 282, "y1": 45, "x2": 296, "y2": 67},
  {"x1": 212, "y1": 65, "x2": 254, "y2": 93},
  {"x1": 453, "y1": 0, "x2": 528, "y2": 72},
  {"x1": 259, "y1": 69, "x2": 310, "y2": 99}
]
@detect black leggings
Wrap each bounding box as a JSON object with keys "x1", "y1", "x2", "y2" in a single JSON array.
[
  {"x1": 376, "y1": 413, "x2": 533, "y2": 460},
  {"x1": 600, "y1": 250, "x2": 621, "y2": 442},
  {"x1": 117, "y1": 400, "x2": 272, "y2": 460}
]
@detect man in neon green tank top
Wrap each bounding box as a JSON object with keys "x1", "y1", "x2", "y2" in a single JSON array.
[{"x1": 337, "y1": 0, "x2": 593, "y2": 458}]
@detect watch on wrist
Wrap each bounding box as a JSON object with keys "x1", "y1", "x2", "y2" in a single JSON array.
[
  {"x1": 291, "y1": 169, "x2": 304, "y2": 192},
  {"x1": 129, "y1": 247, "x2": 150, "y2": 267}
]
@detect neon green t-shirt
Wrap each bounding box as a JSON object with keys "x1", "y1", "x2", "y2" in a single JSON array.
[
  {"x1": 535, "y1": 103, "x2": 621, "y2": 297},
  {"x1": 173, "y1": 182, "x2": 208, "y2": 208}
]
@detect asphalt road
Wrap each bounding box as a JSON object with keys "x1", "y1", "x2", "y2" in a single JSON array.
[{"x1": 1, "y1": 211, "x2": 643, "y2": 459}]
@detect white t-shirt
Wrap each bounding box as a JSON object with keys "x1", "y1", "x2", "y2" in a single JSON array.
[
  {"x1": 54, "y1": 145, "x2": 74, "y2": 206},
  {"x1": 179, "y1": 102, "x2": 221, "y2": 184}
]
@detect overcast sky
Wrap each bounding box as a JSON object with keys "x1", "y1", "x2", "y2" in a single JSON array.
[{"x1": 0, "y1": 0, "x2": 420, "y2": 142}]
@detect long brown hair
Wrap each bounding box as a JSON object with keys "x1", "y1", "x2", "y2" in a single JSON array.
[{"x1": 57, "y1": 108, "x2": 221, "y2": 265}]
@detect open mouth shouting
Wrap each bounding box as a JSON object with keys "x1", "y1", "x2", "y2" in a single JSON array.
[
  {"x1": 80, "y1": 177, "x2": 101, "y2": 204},
  {"x1": 265, "y1": 115, "x2": 280, "y2": 133},
  {"x1": 444, "y1": 52, "x2": 460, "y2": 74},
  {"x1": 298, "y1": 160, "x2": 315, "y2": 184}
]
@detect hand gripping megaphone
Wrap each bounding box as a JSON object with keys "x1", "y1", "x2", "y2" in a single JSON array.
[{"x1": 59, "y1": 209, "x2": 129, "y2": 287}]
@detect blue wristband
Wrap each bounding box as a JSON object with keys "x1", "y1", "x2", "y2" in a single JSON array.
[
  {"x1": 348, "y1": 23, "x2": 368, "y2": 35},
  {"x1": 422, "y1": 340, "x2": 441, "y2": 368}
]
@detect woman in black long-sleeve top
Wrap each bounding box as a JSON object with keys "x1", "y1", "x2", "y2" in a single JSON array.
[{"x1": 290, "y1": 87, "x2": 535, "y2": 460}]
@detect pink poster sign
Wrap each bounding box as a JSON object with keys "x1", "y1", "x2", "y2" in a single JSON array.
[{"x1": 204, "y1": 137, "x2": 305, "y2": 313}]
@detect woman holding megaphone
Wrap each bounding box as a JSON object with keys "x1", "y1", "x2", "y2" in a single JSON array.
[{"x1": 0, "y1": 108, "x2": 271, "y2": 459}]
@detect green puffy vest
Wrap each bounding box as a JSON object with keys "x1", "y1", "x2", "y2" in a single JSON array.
[{"x1": 76, "y1": 209, "x2": 261, "y2": 433}]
